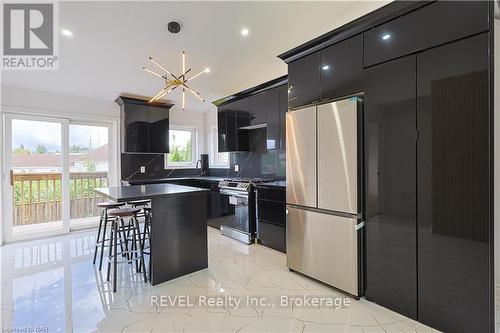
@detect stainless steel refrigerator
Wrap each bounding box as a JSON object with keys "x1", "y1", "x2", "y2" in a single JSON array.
[{"x1": 286, "y1": 97, "x2": 363, "y2": 297}]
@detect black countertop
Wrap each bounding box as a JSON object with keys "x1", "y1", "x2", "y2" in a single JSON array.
[
  {"x1": 255, "y1": 180, "x2": 286, "y2": 188},
  {"x1": 125, "y1": 176, "x2": 225, "y2": 185},
  {"x1": 95, "y1": 183, "x2": 209, "y2": 201}
]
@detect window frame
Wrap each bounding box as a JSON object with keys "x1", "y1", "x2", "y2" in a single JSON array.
[{"x1": 165, "y1": 125, "x2": 198, "y2": 168}]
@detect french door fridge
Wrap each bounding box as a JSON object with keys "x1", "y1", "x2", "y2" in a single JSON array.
[{"x1": 286, "y1": 97, "x2": 363, "y2": 297}]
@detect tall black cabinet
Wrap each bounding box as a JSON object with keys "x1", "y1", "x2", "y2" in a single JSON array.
[
  {"x1": 416, "y1": 33, "x2": 490, "y2": 333},
  {"x1": 364, "y1": 55, "x2": 417, "y2": 319},
  {"x1": 365, "y1": 33, "x2": 491, "y2": 332}
]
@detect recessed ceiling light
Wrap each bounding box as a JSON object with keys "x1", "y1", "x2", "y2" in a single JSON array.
[
  {"x1": 382, "y1": 33, "x2": 391, "y2": 40},
  {"x1": 322, "y1": 65, "x2": 330, "y2": 71},
  {"x1": 241, "y1": 28, "x2": 249, "y2": 37},
  {"x1": 61, "y1": 29, "x2": 73, "y2": 37}
]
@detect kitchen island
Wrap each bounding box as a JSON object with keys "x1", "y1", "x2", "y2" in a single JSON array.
[{"x1": 95, "y1": 183, "x2": 210, "y2": 285}]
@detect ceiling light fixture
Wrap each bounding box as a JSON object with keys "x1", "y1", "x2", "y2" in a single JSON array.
[
  {"x1": 382, "y1": 33, "x2": 391, "y2": 40},
  {"x1": 61, "y1": 29, "x2": 73, "y2": 37},
  {"x1": 322, "y1": 65, "x2": 330, "y2": 71},
  {"x1": 241, "y1": 28, "x2": 249, "y2": 36},
  {"x1": 143, "y1": 22, "x2": 209, "y2": 110}
]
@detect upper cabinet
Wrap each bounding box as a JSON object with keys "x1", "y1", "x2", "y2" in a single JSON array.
[
  {"x1": 116, "y1": 96, "x2": 172, "y2": 154},
  {"x1": 320, "y1": 34, "x2": 363, "y2": 100},
  {"x1": 364, "y1": 1, "x2": 488, "y2": 67},
  {"x1": 288, "y1": 34, "x2": 363, "y2": 109},
  {"x1": 215, "y1": 79, "x2": 287, "y2": 153},
  {"x1": 265, "y1": 87, "x2": 280, "y2": 150},
  {"x1": 249, "y1": 91, "x2": 268, "y2": 125},
  {"x1": 288, "y1": 52, "x2": 320, "y2": 109},
  {"x1": 148, "y1": 106, "x2": 170, "y2": 153}
]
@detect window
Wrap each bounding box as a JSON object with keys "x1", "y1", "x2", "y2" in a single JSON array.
[
  {"x1": 208, "y1": 126, "x2": 229, "y2": 168},
  {"x1": 166, "y1": 126, "x2": 197, "y2": 167}
]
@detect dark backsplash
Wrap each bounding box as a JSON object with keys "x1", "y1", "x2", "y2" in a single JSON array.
[{"x1": 121, "y1": 127, "x2": 285, "y2": 181}]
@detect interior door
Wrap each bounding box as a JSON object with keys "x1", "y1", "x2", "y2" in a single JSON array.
[
  {"x1": 285, "y1": 106, "x2": 317, "y2": 207},
  {"x1": 3, "y1": 114, "x2": 70, "y2": 241},
  {"x1": 317, "y1": 98, "x2": 358, "y2": 214},
  {"x1": 364, "y1": 55, "x2": 417, "y2": 319}
]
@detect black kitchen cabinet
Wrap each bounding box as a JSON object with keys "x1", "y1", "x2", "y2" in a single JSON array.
[
  {"x1": 249, "y1": 91, "x2": 268, "y2": 125},
  {"x1": 364, "y1": 55, "x2": 417, "y2": 319},
  {"x1": 217, "y1": 81, "x2": 287, "y2": 152},
  {"x1": 320, "y1": 34, "x2": 363, "y2": 100},
  {"x1": 288, "y1": 52, "x2": 320, "y2": 109},
  {"x1": 416, "y1": 34, "x2": 491, "y2": 333},
  {"x1": 124, "y1": 102, "x2": 149, "y2": 153},
  {"x1": 364, "y1": 1, "x2": 488, "y2": 67},
  {"x1": 148, "y1": 106, "x2": 169, "y2": 153},
  {"x1": 116, "y1": 96, "x2": 172, "y2": 153},
  {"x1": 255, "y1": 185, "x2": 286, "y2": 253},
  {"x1": 226, "y1": 107, "x2": 237, "y2": 152},
  {"x1": 278, "y1": 84, "x2": 287, "y2": 149},
  {"x1": 217, "y1": 106, "x2": 228, "y2": 152},
  {"x1": 218, "y1": 99, "x2": 250, "y2": 152},
  {"x1": 265, "y1": 87, "x2": 280, "y2": 150},
  {"x1": 234, "y1": 98, "x2": 250, "y2": 151}
]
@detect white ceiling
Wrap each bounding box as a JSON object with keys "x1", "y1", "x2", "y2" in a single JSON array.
[{"x1": 2, "y1": 1, "x2": 389, "y2": 113}]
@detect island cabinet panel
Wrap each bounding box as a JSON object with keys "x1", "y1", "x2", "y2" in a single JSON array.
[
  {"x1": 364, "y1": 55, "x2": 417, "y2": 320},
  {"x1": 320, "y1": 34, "x2": 363, "y2": 101},
  {"x1": 288, "y1": 52, "x2": 320, "y2": 109},
  {"x1": 416, "y1": 33, "x2": 490, "y2": 333},
  {"x1": 249, "y1": 91, "x2": 268, "y2": 125},
  {"x1": 364, "y1": 1, "x2": 489, "y2": 67}
]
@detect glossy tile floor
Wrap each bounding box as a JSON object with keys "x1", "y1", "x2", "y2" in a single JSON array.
[{"x1": 0, "y1": 227, "x2": 444, "y2": 332}]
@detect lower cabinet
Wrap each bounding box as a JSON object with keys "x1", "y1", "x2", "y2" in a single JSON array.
[
  {"x1": 255, "y1": 185, "x2": 286, "y2": 253},
  {"x1": 365, "y1": 33, "x2": 492, "y2": 332}
]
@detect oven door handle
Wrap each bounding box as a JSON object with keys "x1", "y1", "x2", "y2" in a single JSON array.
[{"x1": 219, "y1": 189, "x2": 248, "y2": 198}]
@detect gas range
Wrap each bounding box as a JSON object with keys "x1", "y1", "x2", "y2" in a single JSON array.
[
  {"x1": 217, "y1": 177, "x2": 275, "y2": 244},
  {"x1": 218, "y1": 177, "x2": 275, "y2": 192}
]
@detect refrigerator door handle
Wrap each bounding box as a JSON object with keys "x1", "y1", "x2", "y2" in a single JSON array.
[{"x1": 355, "y1": 221, "x2": 365, "y2": 231}]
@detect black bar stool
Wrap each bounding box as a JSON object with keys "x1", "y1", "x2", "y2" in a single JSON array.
[
  {"x1": 106, "y1": 207, "x2": 147, "y2": 292},
  {"x1": 93, "y1": 202, "x2": 125, "y2": 271},
  {"x1": 127, "y1": 199, "x2": 151, "y2": 219}
]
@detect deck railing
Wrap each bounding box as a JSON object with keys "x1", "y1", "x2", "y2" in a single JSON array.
[{"x1": 13, "y1": 172, "x2": 108, "y2": 226}]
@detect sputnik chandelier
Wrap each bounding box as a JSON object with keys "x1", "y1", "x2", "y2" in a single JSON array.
[{"x1": 143, "y1": 21, "x2": 209, "y2": 109}]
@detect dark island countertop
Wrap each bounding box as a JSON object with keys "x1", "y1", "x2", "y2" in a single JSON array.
[{"x1": 95, "y1": 183, "x2": 210, "y2": 201}]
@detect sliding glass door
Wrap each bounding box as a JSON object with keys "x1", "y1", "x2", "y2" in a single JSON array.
[
  {"x1": 3, "y1": 115, "x2": 115, "y2": 241},
  {"x1": 4, "y1": 114, "x2": 70, "y2": 241},
  {"x1": 69, "y1": 123, "x2": 110, "y2": 228}
]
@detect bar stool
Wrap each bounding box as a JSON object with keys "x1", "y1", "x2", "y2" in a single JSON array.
[
  {"x1": 93, "y1": 202, "x2": 125, "y2": 271},
  {"x1": 127, "y1": 199, "x2": 151, "y2": 219},
  {"x1": 106, "y1": 207, "x2": 147, "y2": 292}
]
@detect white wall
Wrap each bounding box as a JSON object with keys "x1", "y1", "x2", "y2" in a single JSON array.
[{"x1": 1, "y1": 86, "x2": 119, "y2": 120}]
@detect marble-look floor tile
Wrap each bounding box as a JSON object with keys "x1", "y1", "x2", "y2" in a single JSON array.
[{"x1": 0, "y1": 227, "x2": 441, "y2": 332}]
